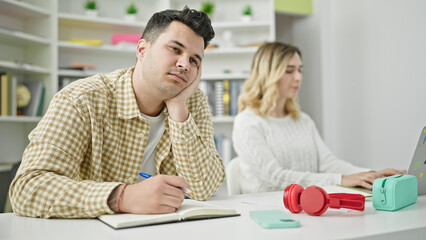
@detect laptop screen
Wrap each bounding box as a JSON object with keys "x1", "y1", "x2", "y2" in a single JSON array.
[{"x1": 408, "y1": 127, "x2": 426, "y2": 195}]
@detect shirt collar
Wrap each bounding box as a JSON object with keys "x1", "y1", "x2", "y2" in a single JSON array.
[
  {"x1": 114, "y1": 67, "x2": 140, "y2": 119},
  {"x1": 114, "y1": 67, "x2": 169, "y2": 119}
]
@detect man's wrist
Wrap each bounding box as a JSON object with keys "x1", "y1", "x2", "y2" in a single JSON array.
[
  {"x1": 166, "y1": 102, "x2": 189, "y2": 122},
  {"x1": 107, "y1": 184, "x2": 125, "y2": 212}
]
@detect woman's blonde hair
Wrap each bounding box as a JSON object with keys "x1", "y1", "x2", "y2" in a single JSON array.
[{"x1": 238, "y1": 42, "x2": 302, "y2": 119}]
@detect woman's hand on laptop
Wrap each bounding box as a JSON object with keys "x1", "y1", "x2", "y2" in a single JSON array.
[
  {"x1": 341, "y1": 172, "x2": 381, "y2": 190},
  {"x1": 342, "y1": 168, "x2": 407, "y2": 190},
  {"x1": 374, "y1": 168, "x2": 407, "y2": 178}
]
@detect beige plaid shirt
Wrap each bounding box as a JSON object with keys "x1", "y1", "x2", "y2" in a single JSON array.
[{"x1": 9, "y1": 67, "x2": 225, "y2": 218}]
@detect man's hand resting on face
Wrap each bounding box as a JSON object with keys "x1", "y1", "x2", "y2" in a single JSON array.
[{"x1": 165, "y1": 65, "x2": 202, "y2": 122}]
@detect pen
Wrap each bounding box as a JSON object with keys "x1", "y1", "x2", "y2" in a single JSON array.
[{"x1": 139, "y1": 172, "x2": 192, "y2": 194}]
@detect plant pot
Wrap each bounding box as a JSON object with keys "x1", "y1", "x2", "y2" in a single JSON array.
[
  {"x1": 85, "y1": 10, "x2": 98, "y2": 17},
  {"x1": 241, "y1": 15, "x2": 252, "y2": 22},
  {"x1": 124, "y1": 14, "x2": 137, "y2": 22}
]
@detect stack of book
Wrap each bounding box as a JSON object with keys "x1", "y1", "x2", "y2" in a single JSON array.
[{"x1": 199, "y1": 80, "x2": 244, "y2": 117}]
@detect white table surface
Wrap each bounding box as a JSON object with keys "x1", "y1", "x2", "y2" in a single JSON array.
[{"x1": 1, "y1": 191, "x2": 426, "y2": 240}]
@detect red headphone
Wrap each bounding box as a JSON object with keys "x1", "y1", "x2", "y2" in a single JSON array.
[{"x1": 283, "y1": 184, "x2": 365, "y2": 216}]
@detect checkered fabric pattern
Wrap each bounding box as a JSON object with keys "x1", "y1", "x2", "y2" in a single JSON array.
[{"x1": 9, "y1": 67, "x2": 225, "y2": 218}]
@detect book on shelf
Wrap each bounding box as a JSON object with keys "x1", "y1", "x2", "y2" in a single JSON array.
[
  {"x1": 36, "y1": 87, "x2": 45, "y2": 116},
  {"x1": 21, "y1": 81, "x2": 44, "y2": 117},
  {"x1": 223, "y1": 80, "x2": 230, "y2": 116},
  {"x1": 98, "y1": 199, "x2": 239, "y2": 229},
  {"x1": 214, "y1": 81, "x2": 224, "y2": 116},
  {"x1": 10, "y1": 74, "x2": 17, "y2": 116},
  {"x1": 69, "y1": 38, "x2": 103, "y2": 46},
  {"x1": 111, "y1": 33, "x2": 140, "y2": 45},
  {"x1": 0, "y1": 73, "x2": 7, "y2": 116},
  {"x1": 229, "y1": 80, "x2": 242, "y2": 116},
  {"x1": 199, "y1": 81, "x2": 215, "y2": 114},
  {"x1": 0, "y1": 72, "x2": 17, "y2": 116},
  {"x1": 60, "y1": 62, "x2": 97, "y2": 71}
]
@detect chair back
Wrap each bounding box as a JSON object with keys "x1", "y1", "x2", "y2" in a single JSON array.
[
  {"x1": 4, "y1": 160, "x2": 21, "y2": 213},
  {"x1": 226, "y1": 158, "x2": 242, "y2": 195}
]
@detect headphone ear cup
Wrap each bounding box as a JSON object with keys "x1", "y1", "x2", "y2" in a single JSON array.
[
  {"x1": 300, "y1": 186, "x2": 329, "y2": 216},
  {"x1": 283, "y1": 184, "x2": 304, "y2": 213}
]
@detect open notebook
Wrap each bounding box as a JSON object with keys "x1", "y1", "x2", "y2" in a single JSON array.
[{"x1": 98, "y1": 199, "x2": 240, "y2": 229}]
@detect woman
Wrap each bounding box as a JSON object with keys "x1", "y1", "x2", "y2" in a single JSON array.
[{"x1": 232, "y1": 42, "x2": 405, "y2": 194}]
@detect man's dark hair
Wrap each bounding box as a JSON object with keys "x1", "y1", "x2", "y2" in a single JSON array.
[{"x1": 141, "y1": 6, "x2": 215, "y2": 49}]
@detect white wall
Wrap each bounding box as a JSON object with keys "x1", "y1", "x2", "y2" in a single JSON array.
[
  {"x1": 291, "y1": 6, "x2": 324, "y2": 135},
  {"x1": 304, "y1": 0, "x2": 426, "y2": 170},
  {"x1": 275, "y1": 7, "x2": 325, "y2": 134}
]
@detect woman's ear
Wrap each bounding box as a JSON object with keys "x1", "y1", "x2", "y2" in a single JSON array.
[{"x1": 136, "y1": 39, "x2": 149, "y2": 60}]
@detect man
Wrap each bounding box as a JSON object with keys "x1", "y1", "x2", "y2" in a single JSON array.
[{"x1": 9, "y1": 7, "x2": 225, "y2": 218}]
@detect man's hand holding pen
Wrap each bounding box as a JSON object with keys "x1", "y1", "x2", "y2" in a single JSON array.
[{"x1": 107, "y1": 175, "x2": 191, "y2": 214}]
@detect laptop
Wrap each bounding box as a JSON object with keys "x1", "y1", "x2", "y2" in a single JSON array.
[{"x1": 408, "y1": 127, "x2": 426, "y2": 195}]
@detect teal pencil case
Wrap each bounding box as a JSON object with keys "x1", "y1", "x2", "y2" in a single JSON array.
[{"x1": 372, "y1": 174, "x2": 417, "y2": 211}]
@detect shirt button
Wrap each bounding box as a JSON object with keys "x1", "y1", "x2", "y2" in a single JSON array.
[{"x1": 183, "y1": 129, "x2": 189, "y2": 135}]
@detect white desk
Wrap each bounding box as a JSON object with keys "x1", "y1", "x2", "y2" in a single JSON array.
[{"x1": 1, "y1": 191, "x2": 426, "y2": 240}]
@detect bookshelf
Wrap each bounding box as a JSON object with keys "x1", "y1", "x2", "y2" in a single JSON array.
[{"x1": 0, "y1": 0, "x2": 56, "y2": 165}]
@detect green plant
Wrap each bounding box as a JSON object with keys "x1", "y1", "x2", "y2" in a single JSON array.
[
  {"x1": 126, "y1": 3, "x2": 138, "y2": 14},
  {"x1": 242, "y1": 5, "x2": 252, "y2": 16},
  {"x1": 201, "y1": 1, "x2": 215, "y2": 15},
  {"x1": 84, "y1": 0, "x2": 97, "y2": 10}
]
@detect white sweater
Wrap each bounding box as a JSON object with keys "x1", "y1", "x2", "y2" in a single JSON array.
[{"x1": 232, "y1": 109, "x2": 369, "y2": 194}]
